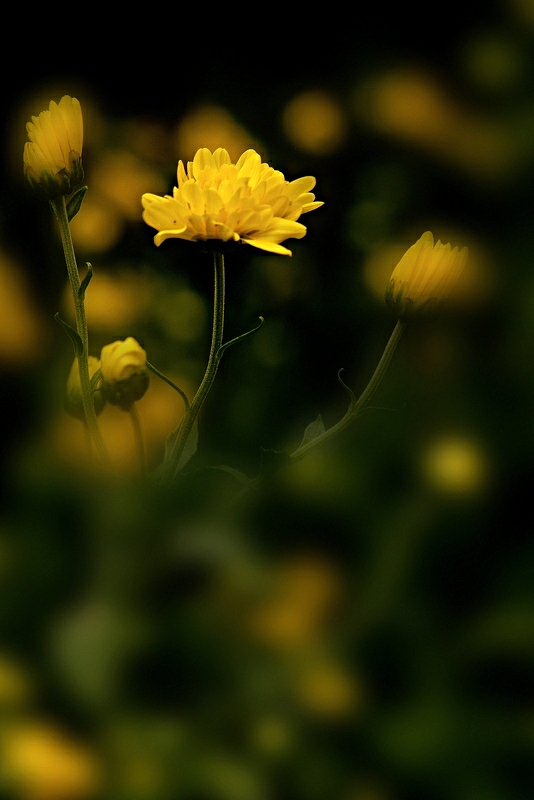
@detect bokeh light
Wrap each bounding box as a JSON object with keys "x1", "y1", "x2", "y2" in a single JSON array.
[
  {"x1": 353, "y1": 67, "x2": 517, "y2": 179},
  {"x1": 0, "y1": 252, "x2": 45, "y2": 366},
  {"x1": 282, "y1": 90, "x2": 347, "y2": 155},
  {"x1": 0, "y1": 721, "x2": 101, "y2": 800},
  {"x1": 173, "y1": 105, "x2": 261, "y2": 163},
  {"x1": 420, "y1": 433, "x2": 491, "y2": 496}
]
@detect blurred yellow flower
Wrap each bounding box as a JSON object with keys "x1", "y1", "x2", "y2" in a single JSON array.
[
  {"x1": 1, "y1": 720, "x2": 101, "y2": 800},
  {"x1": 385, "y1": 231, "x2": 468, "y2": 317},
  {"x1": 65, "y1": 356, "x2": 105, "y2": 421},
  {"x1": 248, "y1": 554, "x2": 341, "y2": 649},
  {"x1": 142, "y1": 147, "x2": 323, "y2": 256},
  {"x1": 421, "y1": 434, "x2": 490, "y2": 496},
  {"x1": 23, "y1": 96, "x2": 84, "y2": 199},
  {"x1": 100, "y1": 337, "x2": 149, "y2": 410},
  {"x1": 283, "y1": 90, "x2": 347, "y2": 155},
  {"x1": 54, "y1": 369, "x2": 192, "y2": 474},
  {"x1": 295, "y1": 657, "x2": 361, "y2": 718}
]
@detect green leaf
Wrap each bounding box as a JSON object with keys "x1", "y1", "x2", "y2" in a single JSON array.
[
  {"x1": 164, "y1": 424, "x2": 180, "y2": 464},
  {"x1": 90, "y1": 368, "x2": 102, "y2": 393},
  {"x1": 176, "y1": 420, "x2": 198, "y2": 471},
  {"x1": 208, "y1": 465, "x2": 256, "y2": 487},
  {"x1": 163, "y1": 419, "x2": 199, "y2": 471},
  {"x1": 337, "y1": 368, "x2": 356, "y2": 405},
  {"x1": 54, "y1": 313, "x2": 83, "y2": 357},
  {"x1": 217, "y1": 316, "x2": 265, "y2": 360},
  {"x1": 66, "y1": 186, "x2": 87, "y2": 222},
  {"x1": 299, "y1": 414, "x2": 326, "y2": 448},
  {"x1": 258, "y1": 447, "x2": 291, "y2": 479},
  {"x1": 78, "y1": 262, "x2": 93, "y2": 300}
]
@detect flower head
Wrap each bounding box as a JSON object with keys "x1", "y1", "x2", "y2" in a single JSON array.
[
  {"x1": 142, "y1": 147, "x2": 323, "y2": 256},
  {"x1": 385, "y1": 231, "x2": 468, "y2": 318},
  {"x1": 100, "y1": 337, "x2": 149, "y2": 410},
  {"x1": 65, "y1": 356, "x2": 105, "y2": 421},
  {"x1": 23, "y1": 95, "x2": 84, "y2": 200}
]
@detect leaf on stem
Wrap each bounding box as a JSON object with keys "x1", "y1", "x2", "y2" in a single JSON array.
[
  {"x1": 258, "y1": 447, "x2": 291, "y2": 479},
  {"x1": 66, "y1": 186, "x2": 88, "y2": 222},
  {"x1": 298, "y1": 414, "x2": 326, "y2": 448},
  {"x1": 54, "y1": 312, "x2": 83, "y2": 357},
  {"x1": 177, "y1": 419, "x2": 199, "y2": 471},
  {"x1": 217, "y1": 316, "x2": 265, "y2": 360},
  {"x1": 337, "y1": 368, "x2": 356, "y2": 405},
  {"x1": 164, "y1": 419, "x2": 199, "y2": 471},
  {"x1": 208, "y1": 465, "x2": 256, "y2": 487},
  {"x1": 164, "y1": 424, "x2": 180, "y2": 463},
  {"x1": 78, "y1": 262, "x2": 93, "y2": 300},
  {"x1": 90, "y1": 367, "x2": 102, "y2": 393}
]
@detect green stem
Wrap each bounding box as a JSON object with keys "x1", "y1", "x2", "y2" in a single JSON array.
[
  {"x1": 129, "y1": 404, "x2": 146, "y2": 477},
  {"x1": 146, "y1": 361, "x2": 190, "y2": 412},
  {"x1": 289, "y1": 319, "x2": 406, "y2": 464},
  {"x1": 230, "y1": 319, "x2": 407, "y2": 506},
  {"x1": 167, "y1": 250, "x2": 226, "y2": 481},
  {"x1": 54, "y1": 197, "x2": 111, "y2": 467}
]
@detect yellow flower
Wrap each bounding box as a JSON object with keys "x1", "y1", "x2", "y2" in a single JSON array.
[
  {"x1": 142, "y1": 147, "x2": 323, "y2": 256},
  {"x1": 100, "y1": 337, "x2": 149, "y2": 409},
  {"x1": 65, "y1": 356, "x2": 105, "y2": 420},
  {"x1": 385, "y1": 231, "x2": 468, "y2": 317},
  {"x1": 23, "y1": 95, "x2": 84, "y2": 200}
]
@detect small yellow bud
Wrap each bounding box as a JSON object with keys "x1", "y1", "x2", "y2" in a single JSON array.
[
  {"x1": 100, "y1": 337, "x2": 149, "y2": 410},
  {"x1": 385, "y1": 231, "x2": 468, "y2": 318},
  {"x1": 23, "y1": 96, "x2": 84, "y2": 200},
  {"x1": 65, "y1": 356, "x2": 105, "y2": 421}
]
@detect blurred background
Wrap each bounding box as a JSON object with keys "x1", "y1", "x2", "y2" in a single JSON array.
[{"x1": 0, "y1": 3, "x2": 533, "y2": 798}]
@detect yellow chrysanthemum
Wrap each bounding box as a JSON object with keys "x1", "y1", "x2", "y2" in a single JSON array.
[
  {"x1": 23, "y1": 95, "x2": 84, "y2": 200},
  {"x1": 385, "y1": 231, "x2": 468, "y2": 317},
  {"x1": 141, "y1": 147, "x2": 323, "y2": 256}
]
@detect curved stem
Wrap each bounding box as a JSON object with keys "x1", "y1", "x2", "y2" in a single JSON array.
[
  {"x1": 146, "y1": 361, "x2": 190, "y2": 412},
  {"x1": 291, "y1": 319, "x2": 406, "y2": 461},
  {"x1": 166, "y1": 250, "x2": 225, "y2": 481},
  {"x1": 289, "y1": 319, "x2": 406, "y2": 464},
  {"x1": 54, "y1": 197, "x2": 111, "y2": 467},
  {"x1": 129, "y1": 404, "x2": 146, "y2": 477}
]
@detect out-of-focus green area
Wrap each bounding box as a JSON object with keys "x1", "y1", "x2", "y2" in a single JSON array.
[{"x1": 0, "y1": 4, "x2": 534, "y2": 798}]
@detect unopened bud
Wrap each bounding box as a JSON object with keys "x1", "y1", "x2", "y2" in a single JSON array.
[
  {"x1": 65, "y1": 356, "x2": 105, "y2": 421},
  {"x1": 100, "y1": 337, "x2": 149, "y2": 410},
  {"x1": 23, "y1": 96, "x2": 84, "y2": 200},
  {"x1": 385, "y1": 231, "x2": 468, "y2": 318}
]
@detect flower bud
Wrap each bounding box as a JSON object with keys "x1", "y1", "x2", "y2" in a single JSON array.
[
  {"x1": 65, "y1": 356, "x2": 105, "y2": 421},
  {"x1": 385, "y1": 231, "x2": 468, "y2": 318},
  {"x1": 23, "y1": 96, "x2": 84, "y2": 200},
  {"x1": 100, "y1": 337, "x2": 149, "y2": 410}
]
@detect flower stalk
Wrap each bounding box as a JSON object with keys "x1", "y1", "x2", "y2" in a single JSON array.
[
  {"x1": 129, "y1": 404, "x2": 146, "y2": 477},
  {"x1": 53, "y1": 196, "x2": 111, "y2": 466},
  {"x1": 165, "y1": 250, "x2": 226, "y2": 482},
  {"x1": 289, "y1": 319, "x2": 407, "y2": 464}
]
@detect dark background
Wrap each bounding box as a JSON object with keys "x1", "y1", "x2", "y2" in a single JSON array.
[{"x1": 0, "y1": 5, "x2": 532, "y2": 799}]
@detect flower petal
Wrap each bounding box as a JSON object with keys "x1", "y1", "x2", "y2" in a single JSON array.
[
  {"x1": 141, "y1": 147, "x2": 322, "y2": 253},
  {"x1": 242, "y1": 238, "x2": 293, "y2": 255}
]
